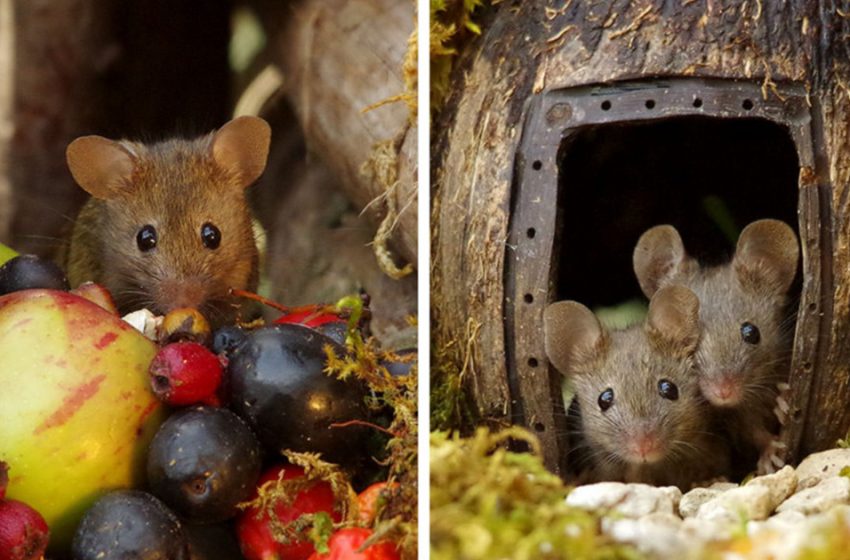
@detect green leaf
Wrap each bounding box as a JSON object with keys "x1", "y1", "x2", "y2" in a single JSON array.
[{"x1": 0, "y1": 242, "x2": 18, "y2": 267}]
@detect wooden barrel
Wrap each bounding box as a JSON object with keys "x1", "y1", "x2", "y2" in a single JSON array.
[{"x1": 432, "y1": 0, "x2": 850, "y2": 474}]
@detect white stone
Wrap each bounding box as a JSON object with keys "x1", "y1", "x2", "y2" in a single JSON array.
[
  {"x1": 679, "y1": 516, "x2": 735, "y2": 544},
  {"x1": 776, "y1": 476, "x2": 850, "y2": 515},
  {"x1": 679, "y1": 487, "x2": 725, "y2": 518},
  {"x1": 708, "y1": 481, "x2": 738, "y2": 491},
  {"x1": 696, "y1": 484, "x2": 772, "y2": 522},
  {"x1": 747, "y1": 509, "x2": 806, "y2": 537},
  {"x1": 742, "y1": 505, "x2": 850, "y2": 560},
  {"x1": 601, "y1": 513, "x2": 687, "y2": 558},
  {"x1": 565, "y1": 482, "x2": 681, "y2": 518},
  {"x1": 795, "y1": 448, "x2": 850, "y2": 489},
  {"x1": 746, "y1": 465, "x2": 797, "y2": 510}
]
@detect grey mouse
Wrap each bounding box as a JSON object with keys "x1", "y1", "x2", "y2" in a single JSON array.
[
  {"x1": 633, "y1": 219, "x2": 799, "y2": 474},
  {"x1": 544, "y1": 285, "x2": 730, "y2": 489}
]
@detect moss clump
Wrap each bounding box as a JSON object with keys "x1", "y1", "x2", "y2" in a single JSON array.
[
  {"x1": 431, "y1": 0, "x2": 486, "y2": 114},
  {"x1": 323, "y1": 303, "x2": 418, "y2": 560},
  {"x1": 430, "y1": 331, "x2": 478, "y2": 431},
  {"x1": 430, "y1": 427, "x2": 644, "y2": 560}
]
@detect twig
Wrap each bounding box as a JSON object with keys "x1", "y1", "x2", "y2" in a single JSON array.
[
  {"x1": 229, "y1": 288, "x2": 336, "y2": 316},
  {"x1": 330, "y1": 419, "x2": 399, "y2": 437}
]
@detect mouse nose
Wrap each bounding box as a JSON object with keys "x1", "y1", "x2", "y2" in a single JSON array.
[
  {"x1": 156, "y1": 278, "x2": 207, "y2": 313},
  {"x1": 627, "y1": 430, "x2": 664, "y2": 464},
  {"x1": 702, "y1": 374, "x2": 742, "y2": 407}
]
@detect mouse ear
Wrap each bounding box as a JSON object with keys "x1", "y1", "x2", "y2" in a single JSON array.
[
  {"x1": 633, "y1": 225, "x2": 692, "y2": 298},
  {"x1": 66, "y1": 136, "x2": 136, "y2": 200},
  {"x1": 646, "y1": 285, "x2": 701, "y2": 357},
  {"x1": 211, "y1": 116, "x2": 271, "y2": 189},
  {"x1": 733, "y1": 219, "x2": 800, "y2": 295},
  {"x1": 544, "y1": 301, "x2": 606, "y2": 376}
]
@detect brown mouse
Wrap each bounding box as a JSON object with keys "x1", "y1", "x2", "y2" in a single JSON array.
[
  {"x1": 544, "y1": 285, "x2": 730, "y2": 489},
  {"x1": 64, "y1": 116, "x2": 271, "y2": 326},
  {"x1": 633, "y1": 219, "x2": 799, "y2": 473}
]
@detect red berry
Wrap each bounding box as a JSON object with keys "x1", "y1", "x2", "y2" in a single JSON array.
[
  {"x1": 357, "y1": 482, "x2": 397, "y2": 526},
  {"x1": 0, "y1": 499, "x2": 49, "y2": 560},
  {"x1": 237, "y1": 465, "x2": 341, "y2": 560},
  {"x1": 149, "y1": 341, "x2": 223, "y2": 406},
  {"x1": 0, "y1": 462, "x2": 8, "y2": 501},
  {"x1": 307, "y1": 528, "x2": 399, "y2": 560}
]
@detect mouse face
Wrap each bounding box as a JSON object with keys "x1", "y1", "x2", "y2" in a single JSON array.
[
  {"x1": 633, "y1": 220, "x2": 799, "y2": 411},
  {"x1": 545, "y1": 285, "x2": 709, "y2": 473},
  {"x1": 66, "y1": 117, "x2": 271, "y2": 323},
  {"x1": 686, "y1": 266, "x2": 791, "y2": 408},
  {"x1": 571, "y1": 329, "x2": 706, "y2": 466}
]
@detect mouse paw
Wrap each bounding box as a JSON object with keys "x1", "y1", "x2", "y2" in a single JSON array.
[
  {"x1": 757, "y1": 438, "x2": 787, "y2": 475},
  {"x1": 774, "y1": 382, "x2": 791, "y2": 426}
]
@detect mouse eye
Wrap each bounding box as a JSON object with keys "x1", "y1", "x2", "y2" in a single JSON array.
[
  {"x1": 741, "y1": 322, "x2": 760, "y2": 344},
  {"x1": 201, "y1": 223, "x2": 221, "y2": 250},
  {"x1": 658, "y1": 379, "x2": 679, "y2": 400},
  {"x1": 136, "y1": 225, "x2": 157, "y2": 252},
  {"x1": 597, "y1": 388, "x2": 614, "y2": 411}
]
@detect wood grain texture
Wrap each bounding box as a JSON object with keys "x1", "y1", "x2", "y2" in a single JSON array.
[
  {"x1": 256, "y1": 0, "x2": 418, "y2": 266},
  {"x1": 432, "y1": 1, "x2": 548, "y2": 425},
  {"x1": 3, "y1": 0, "x2": 110, "y2": 253},
  {"x1": 252, "y1": 103, "x2": 417, "y2": 349},
  {"x1": 433, "y1": 0, "x2": 850, "y2": 469},
  {"x1": 799, "y1": 1, "x2": 850, "y2": 457}
]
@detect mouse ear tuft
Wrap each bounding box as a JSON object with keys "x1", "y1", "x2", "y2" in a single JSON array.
[
  {"x1": 543, "y1": 301, "x2": 606, "y2": 376},
  {"x1": 633, "y1": 225, "x2": 692, "y2": 298},
  {"x1": 66, "y1": 136, "x2": 136, "y2": 200},
  {"x1": 733, "y1": 219, "x2": 800, "y2": 295},
  {"x1": 211, "y1": 116, "x2": 271, "y2": 189},
  {"x1": 646, "y1": 284, "x2": 701, "y2": 357}
]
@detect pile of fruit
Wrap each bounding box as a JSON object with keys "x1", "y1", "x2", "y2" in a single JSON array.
[{"x1": 0, "y1": 245, "x2": 417, "y2": 559}]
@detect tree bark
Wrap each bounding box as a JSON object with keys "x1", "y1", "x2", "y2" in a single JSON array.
[
  {"x1": 2, "y1": 0, "x2": 112, "y2": 254},
  {"x1": 433, "y1": 0, "x2": 849, "y2": 472},
  {"x1": 252, "y1": 0, "x2": 418, "y2": 268},
  {"x1": 251, "y1": 101, "x2": 418, "y2": 348}
]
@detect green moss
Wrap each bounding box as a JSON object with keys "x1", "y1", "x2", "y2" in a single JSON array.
[
  {"x1": 430, "y1": 358, "x2": 476, "y2": 431},
  {"x1": 430, "y1": 428, "x2": 644, "y2": 560},
  {"x1": 323, "y1": 316, "x2": 418, "y2": 559},
  {"x1": 431, "y1": 0, "x2": 486, "y2": 114}
]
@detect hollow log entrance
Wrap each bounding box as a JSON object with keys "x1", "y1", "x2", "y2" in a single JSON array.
[
  {"x1": 555, "y1": 116, "x2": 800, "y2": 307},
  {"x1": 505, "y1": 78, "x2": 825, "y2": 475}
]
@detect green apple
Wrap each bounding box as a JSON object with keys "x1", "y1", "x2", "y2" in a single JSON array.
[
  {"x1": 0, "y1": 289, "x2": 165, "y2": 550},
  {"x1": 0, "y1": 241, "x2": 17, "y2": 267}
]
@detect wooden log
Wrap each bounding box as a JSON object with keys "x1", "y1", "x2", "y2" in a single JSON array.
[
  {"x1": 1, "y1": 0, "x2": 111, "y2": 253},
  {"x1": 252, "y1": 0, "x2": 418, "y2": 268},
  {"x1": 251, "y1": 101, "x2": 418, "y2": 348},
  {"x1": 433, "y1": 0, "x2": 849, "y2": 473},
  {"x1": 0, "y1": 0, "x2": 13, "y2": 242}
]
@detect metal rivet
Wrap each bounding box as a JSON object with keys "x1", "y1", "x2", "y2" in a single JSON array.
[{"x1": 546, "y1": 102, "x2": 573, "y2": 125}]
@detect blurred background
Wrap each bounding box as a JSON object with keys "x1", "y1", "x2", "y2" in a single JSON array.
[{"x1": 0, "y1": 0, "x2": 418, "y2": 347}]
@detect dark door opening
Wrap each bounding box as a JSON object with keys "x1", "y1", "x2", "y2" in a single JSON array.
[{"x1": 554, "y1": 116, "x2": 801, "y2": 314}]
